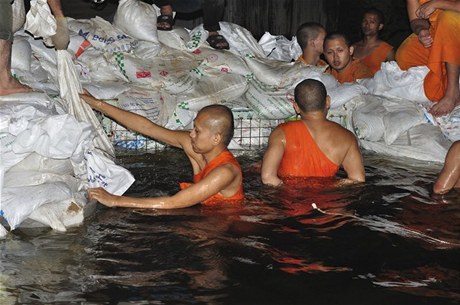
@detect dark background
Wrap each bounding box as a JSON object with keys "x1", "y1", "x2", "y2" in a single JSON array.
[{"x1": 39, "y1": 0, "x2": 411, "y2": 49}]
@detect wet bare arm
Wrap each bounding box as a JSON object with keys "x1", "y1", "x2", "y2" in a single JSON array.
[
  {"x1": 433, "y1": 141, "x2": 460, "y2": 194},
  {"x1": 88, "y1": 164, "x2": 239, "y2": 209},
  {"x1": 261, "y1": 127, "x2": 285, "y2": 187},
  {"x1": 341, "y1": 138, "x2": 365, "y2": 183},
  {"x1": 80, "y1": 93, "x2": 190, "y2": 149}
]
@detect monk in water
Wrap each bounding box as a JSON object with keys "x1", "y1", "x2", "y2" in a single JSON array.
[
  {"x1": 80, "y1": 93, "x2": 244, "y2": 209},
  {"x1": 396, "y1": 0, "x2": 460, "y2": 117},
  {"x1": 323, "y1": 33, "x2": 373, "y2": 83},
  {"x1": 433, "y1": 141, "x2": 460, "y2": 194},
  {"x1": 352, "y1": 7, "x2": 395, "y2": 75},
  {"x1": 295, "y1": 22, "x2": 328, "y2": 67},
  {"x1": 261, "y1": 79, "x2": 365, "y2": 187}
]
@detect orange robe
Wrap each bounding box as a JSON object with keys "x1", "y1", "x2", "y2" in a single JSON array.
[
  {"x1": 297, "y1": 55, "x2": 328, "y2": 67},
  {"x1": 278, "y1": 121, "x2": 339, "y2": 178},
  {"x1": 180, "y1": 150, "x2": 244, "y2": 205},
  {"x1": 396, "y1": 0, "x2": 460, "y2": 102},
  {"x1": 361, "y1": 42, "x2": 394, "y2": 74},
  {"x1": 327, "y1": 58, "x2": 373, "y2": 83}
]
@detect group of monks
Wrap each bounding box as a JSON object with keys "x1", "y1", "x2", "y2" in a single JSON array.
[{"x1": 1, "y1": 0, "x2": 459, "y2": 209}]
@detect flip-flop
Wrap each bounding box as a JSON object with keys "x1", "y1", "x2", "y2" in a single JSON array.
[
  {"x1": 206, "y1": 34, "x2": 230, "y2": 50},
  {"x1": 157, "y1": 14, "x2": 174, "y2": 31}
]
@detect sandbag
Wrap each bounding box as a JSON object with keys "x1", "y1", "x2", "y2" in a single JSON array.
[
  {"x1": 12, "y1": 0, "x2": 26, "y2": 33},
  {"x1": 24, "y1": 0, "x2": 56, "y2": 39}
]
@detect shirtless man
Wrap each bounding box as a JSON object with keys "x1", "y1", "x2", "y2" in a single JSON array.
[
  {"x1": 261, "y1": 79, "x2": 365, "y2": 187},
  {"x1": 295, "y1": 22, "x2": 328, "y2": 67},
  {"x1": 352, "y1": 7, "x2": 395, "y2": 75},
  {"x1": 0, "y1": 0, "x2": 31, "y2": 95},
  {"x1": 323, "y1": 32, "x2": 373, "y2": 83},
  {"x1": 80, "y1": 93, "x2": 244, "y2": 209},
  {"x1": 396, "y1": 0, "x2": 460, "y2": 117},
  {"x1": 433, "y1": 141, "x2": 460, "y2": 194}
]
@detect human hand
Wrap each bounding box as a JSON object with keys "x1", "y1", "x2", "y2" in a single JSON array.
[
  {"x1": 416, "y1": 1, "x2": 438, "y2": 19},
  {"x1": 418, "y1": 29, "x2": 433, "y2": 48},
  {"x1": 88, "y1": 187, "x2": 118, "y2": 207},
  {"x1": 79, "y1": 92, "x2": 103, "y2": 109},
  {"x1": 52, "y1": 16, "x2": 70, "y2": 50}
]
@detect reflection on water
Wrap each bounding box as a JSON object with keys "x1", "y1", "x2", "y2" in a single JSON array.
[{"x1": 1, "y1": 150, "x2": 459, "y2": 304}]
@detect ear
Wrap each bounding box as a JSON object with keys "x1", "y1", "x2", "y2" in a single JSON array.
[
  {"x1": 213, "y1": 132, "x2": 222, "y2": 146},
  {"x1": 378, "y1": 24, "x2": 384, "y2": 31},
  {"x1": 292, "y1": 101, "x2": 301, "y2": 114},
  {"x1": 326, "y1": 95, "x2": 331, "y2": 109},
  {"x1": 349, "y1": 45, "x2": 354, "y2": 56}
]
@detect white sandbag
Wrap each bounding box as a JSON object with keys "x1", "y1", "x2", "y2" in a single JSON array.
[
  {"x1": 360, "y1": 124, "x2": 451, "y2": 163},
  {"x1": 175, "y1": 73, "x2": 248, "y2": 112},
  {"x1": 360, "y1": 61, "x2": 430, "y2": 102},
  {"x1": 6, "y1": 153, "x2": 73, "y2": 177},
  {"x1": 352, "y1": 99, "x2": 386, "y2": 142},
  {"x1": 67, "y1": 17, "x2": 138, "y2": 53},
  {"x1": 67, "y1": 34, "x2": 91, "y2": 60},
  {"x1": 186, "y1": 24, "x2": 208, "y2": 52},
  {"x1": 83, "y1": 81, "x2": 130, "y2": 100},
  {"x1": 158, "y1": 27, "x2": 190, "y2": 50},
  {"x1": 218, "y1": 22, "x2": 266, "y2": 57},
  {"x1": 113, "y1": 0, "x2": 159, "y2": 43},
  {"x1": 57, "y1": 50, "x2": 115, "y2": 158},
  {"x1": 328, "y1": 82, "x2": 369, "y2": 109},
  {"x1": 76, "y1": 48, "x2": 128, "y2": 83},
  {"x1": 12, "y1": 0, "x2": 26, "y2": 33},
  {"x1": 11, "y1": 36, "x2": 32, "y2": 71},
  {"x1": 243, "y1": 78, "x2": 295, "y2": 120},
  {"x1": 86, "y1": 150, "x2": 135, "y2": 196},
  {"x1": 132, "y1": 40, "x2": 162, "y2": 60},
  {"x1": 433, "y1": 105, "x2": 460, "y2": 142},
  {"x1": 165, "y1": 108, "x2": 197, "y2": 130},
  {"x1": 258, "y1": 32, "x2": 301, "y2": 62},
  {"x1": 24, "y1": 0, "x2": 56, "y2": 39}
]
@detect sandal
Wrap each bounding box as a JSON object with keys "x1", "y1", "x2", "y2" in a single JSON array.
[
  {"x1": 157, "y1": 14, "x2": 174, "y2": 31},
  {"x1": 206, "y1": 34, "x2": 230, "y2": 50}
]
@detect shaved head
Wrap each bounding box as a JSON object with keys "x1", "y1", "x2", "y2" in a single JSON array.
[
  {"x1": 197, "y1": 104, "x2": 234, "y2": 146},
  {"x1": 294, "y1": 79, "x2": 327, "y2": 113},
  {"x1": 296, "y1": 22, "x2": 326, "y2": 50}
]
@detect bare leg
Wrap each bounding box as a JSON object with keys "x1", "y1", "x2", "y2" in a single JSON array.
[
  {"x1": 429, "y1": 62, "x2": 460, "y2": 117},
  {"x1": 47, "y1": 0, "x2": 69, "y2": 50},
  {"x1": 47, "y1": 0, "x2": 64, "y2": 17},
  {"x1": 0, "y1": 39, "x2": 31, "y2": 96}
]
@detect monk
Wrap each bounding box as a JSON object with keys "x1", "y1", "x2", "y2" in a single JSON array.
[
  {"x1": 433, "y1": 141, "x2": 460, "y2": 194},
  {"x1": 323, "y1": 33, "x2": 373, "y2": 83},
  {"x1": 80, "y1": 93, "x2": 244, "y2": 209},
  {"x1": 0, "y1": 0, "x2": 31, "y2": 95},
  {"x1": 295, "y1": 22, "x2": 328, "y2": 67},
  {"x1": 396, "y1": 0, "x2": 460, "y2": 117},
  {"x1": 352, "y1": 7, "x2": 395, "y2": 75},
  {"x1": 261, "y1": 79, "x2": 365, "y2": 187}
]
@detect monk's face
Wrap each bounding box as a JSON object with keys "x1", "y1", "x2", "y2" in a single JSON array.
[
  {"x1": 323, "y1": 37, "x2": 353, "y2": 72},
  {"x1": 189, "y1": 112, "x2": 217, "y2": 154},
  {"x1": 361, "y1": 13, "x2": 383, "y2": 36}
]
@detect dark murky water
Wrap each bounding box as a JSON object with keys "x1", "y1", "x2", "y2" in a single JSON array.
[{"x1": 1, "y1": 150, "x2": 459, "y2": 304}]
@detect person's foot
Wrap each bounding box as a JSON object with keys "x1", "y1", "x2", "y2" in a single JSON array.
[
  {"x1": 206, "y1": 32, "x2": 229, "y2": 50},
  {"x1": 157, "y1": 5, "x2": 174, "y2": 31},
  {"x1": 429, "y1": 93, "x2": 460, "y2": 117},
  {"x1": 0, "y1": 78, "x2": 32, "y2": 96}
]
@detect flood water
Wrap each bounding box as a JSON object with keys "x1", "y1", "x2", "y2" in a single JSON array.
[{"x1": 1, "y1": 149, "x2": 459, "y2": 305}]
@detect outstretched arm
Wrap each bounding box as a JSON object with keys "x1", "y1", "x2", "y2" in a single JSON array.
[
  {"x1": 261, "y1": 127, "x2": 285, "y2": 186},
  {"x1": 433, "y1": 141, "x2": 460, "y2": 194},
  {"x1": 88, "y1": 164, "x2": 239, "y2": 209},
  {"x1": 80, "y1": 93, "x2": 190, "y2": 149}
]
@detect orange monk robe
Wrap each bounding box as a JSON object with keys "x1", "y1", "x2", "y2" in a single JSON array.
[
  {"x1": 396, "y1": 0, "x2": 460, "y2": 102},
  {"x1": 361, "y1": 42, "x2": 394, "y2": 74},
  {"x1": 326, "y1": 58, "x2": 373, "y2": 83},
  {"x1": 278, "y1": 121, "x2": 339, "y2": 179},
  {"x1": 297, "y1": 55, "x2": 328, "y2": 68},
  {"x1": 180, "y1": 150, "x2": 244, "y2": 205}
]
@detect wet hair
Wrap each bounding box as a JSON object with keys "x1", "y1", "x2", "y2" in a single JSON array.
[
  {"x1": 294, "y1": 79, "x2": 327, "y2": 113},
  {"x1": 363, "y1": 7, "x2": 385, "y2": 25},
  {"x1": 324, "y1": 32, "x2": 351, "y2": 48},
  {"x1": 198, "y1": 104, "x2": 235, "y2": 146},
  {"x1": 296, "y1": 22, "x2": 325, "y2": 50}
]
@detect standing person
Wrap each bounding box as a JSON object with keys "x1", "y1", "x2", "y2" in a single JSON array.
[
  {"x1": 352, "y1": 7, "x2": 395, "y2": 75},
  {"x1": 323, "y1": 32, "x2": 373, "y2": 83},
  {"x1": 47, "y1": 0, "x2": 70, "y2": 50},
  {"x1": 0, "y1": 0, "x2": 31, "y2": 95},
  {"x1": 261, "y1": 79, "x2": 365, "y2": 187},
  {"x1": 155, "y1": 0, "x2": 229, "y2": 50},
  {"x1": 80, "y1": 92, "x2": 244, "y2": 209},
  {"x1": 396, "y1": 0, "x2": 460, "y2": 117},
  {"x1": 295, "y1": 22, "x2": 328, "y2": 67},
  {"x1": 433, "y1": 141, "x2": 460, "y2": 194}
]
